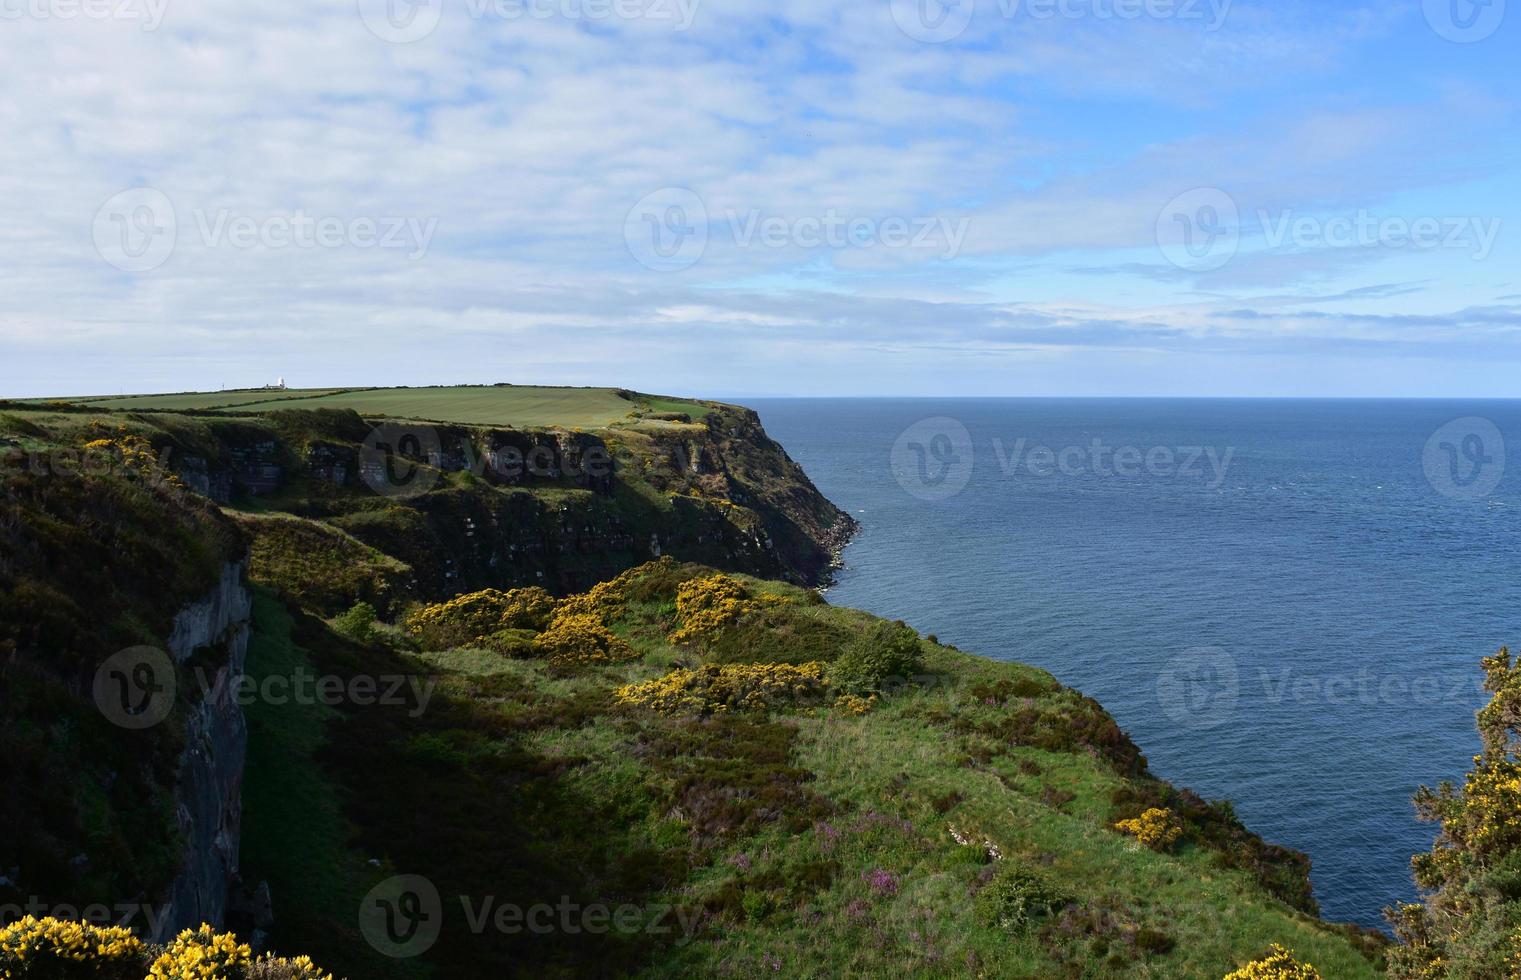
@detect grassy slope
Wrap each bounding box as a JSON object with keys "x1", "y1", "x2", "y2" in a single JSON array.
[
  {"x1": 29, "y1": 385, "x2": 716, "y2": 429},
  {"x1": 239, "y1": 590, "x2": 429, "y2": 980},
  {"x1": 273, "y1": 563, "x2": 1382, "y2": 979}
]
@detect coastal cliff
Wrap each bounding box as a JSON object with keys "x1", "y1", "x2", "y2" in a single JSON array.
[{"x1": 0, "y1": 389, "x2": 1387, "y2": 978}]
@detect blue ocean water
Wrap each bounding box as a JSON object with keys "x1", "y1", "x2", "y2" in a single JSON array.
[{"x1": 750, "y1": 398, "x2": 1521, "y2": 928}]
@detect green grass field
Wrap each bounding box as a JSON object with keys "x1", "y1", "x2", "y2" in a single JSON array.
[{"x1": 30, "y1": 385, "x2": 714, "y2": 429}]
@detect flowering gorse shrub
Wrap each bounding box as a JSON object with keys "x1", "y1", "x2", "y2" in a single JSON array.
[
  {"x1": 1391, "y1": 648, "x2": 1521, "y2": 977},
  {"x1": 834, "y1": 693, "x2": 877, "y2": 716},
  {"x1": 0, "y1": 915, "x2": 145, "y2": 979},
  {"x1": 669, "y1": 574, "x2": 758, "y2": 646},
  {"x1": 403, "y1": 586, "x2": 558, "y2": 650},
  {"x1": 147, "y1": 925, "x2": 251, "y2": 979},
  {"x1": 616, "y1": 662, "x2": 827, "y2": 715},
  {"x1": 1222, "y1": 944, "x2": 1322, "y2": 980},
  {"x1": 0, "y1": 917, "x2": 332, "y2": 980},
  {"x1": 554, "y1": 577, "x2": 627, "y2": 622},
  {"x1": 1114, "y1": 807, "x2": 1185, "y2": 852},
  {"x1": 531, "y1": 612, "x2": 637, "y2": 667}
]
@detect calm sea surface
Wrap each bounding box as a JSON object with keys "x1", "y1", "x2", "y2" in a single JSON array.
[{"x1": 750, "y1": 398, "x2": 1521, "y2": 927}]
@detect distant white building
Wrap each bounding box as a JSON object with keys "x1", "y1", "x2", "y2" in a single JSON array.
[{"x1": 264, "y1": 377, "x2": 287, "y2": 390}]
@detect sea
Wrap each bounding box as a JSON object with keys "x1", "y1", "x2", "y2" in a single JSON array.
[{"x1": 750, "y1": 398, "x2": 1521, "y2": 928}]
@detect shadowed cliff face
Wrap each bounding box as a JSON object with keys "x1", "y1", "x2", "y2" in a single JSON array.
[
  {"x1": 0, "y1": 462, "x2": 249, "y2": 934},
  {"x1": 11, "y1": 403, "x2": 856, "y2": 604}
]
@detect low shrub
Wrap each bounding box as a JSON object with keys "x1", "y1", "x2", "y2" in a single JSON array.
[
  {"x1": 148, "y1": 924, "x2": 252, "y2": 978},
  {"x1": 669, "y1": 573, "x2": 758, "y2": 647},
  {"x1": 617, "y1": 662, "x2": 828, "y2": 715},
  {"x1": 827, "y1": 620, "x2": 924, "y2": 693},
  {"x1": 332, "y1": 600, "x2": 377, "y2": 643},
  {"x1": 705, "y1": 604, "x2": 854, "y2": 666},
  {"x1": 1114, "y1": 807, "x2": 1185, "y2": 852},
  {"x1": 404, "y1": 586, "x2": 558, "y2": 649},
  {"x1": 835, "y1": 692, "x2": 877, "y2": 716},
  {"x1": 1223, "y1": 944, "x2": 1322, "y2": 979},
  {"x1": 531, "y1": 612, "x2": 637, "y2": 668},
  {"x1": 0, "y1": 916, "x2": 337, "y2": 980},
  {"x1": 972, "y1": 863, "x2": 1068, "y2": 932},
  {"x1": 247, "y1": 954, "x2": 336, "y2": 980},
  {"x1": 0, "y1": 915, "x2": 145, "y2": 979}
]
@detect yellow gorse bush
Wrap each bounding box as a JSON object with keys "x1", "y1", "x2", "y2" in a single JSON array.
[
  {"x1": 0, "y1": 917, "x2": 335, "y2": 980},
  {"x1": 403, "y1": 586, "x2": 558, "y2": 649},
  {"x1": 1222, "y1": 943, "x2": 1322, "y2": 980},
  {"x1": 1114, "y1": 807, "x2": 1185, "y2": 852},
  {"x1": 834, "y1": 693, "x2": 877, "y2": 716},
  {"x1": 0, "y1": 915, "x2": 145, "y2": 976},
  {"x1": 532, "y1": 612, "x2": 638, "y2": 667},
  {"x1": 668, "y1": 573, "x2": 758, "y2": 646},
  {"x1": 616, "y1": 662, "x2": 827, "y2": 715},
  {"x1": 147, "y1": 924, "x2": 251, "y2": 979},
  {"x1": 554, "y1": 576, "x2": 627, "y2": 621}
]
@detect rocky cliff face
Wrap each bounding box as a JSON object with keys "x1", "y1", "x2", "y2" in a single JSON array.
[
  {"x1": 155, "y1": 561, "x2": 253, "y2": 941},
  {"x1": 146, "y1": 404, "x2": 855, "y2": 600}
]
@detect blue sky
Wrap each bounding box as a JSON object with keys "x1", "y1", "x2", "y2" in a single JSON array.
[{"x1": 2, "y1": 0, "x2": 1518, "y2": 397}]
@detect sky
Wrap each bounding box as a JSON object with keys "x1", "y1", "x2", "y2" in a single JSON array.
[{"x1": 2, "y1": 0, "x2": 1518, "y2": 398}]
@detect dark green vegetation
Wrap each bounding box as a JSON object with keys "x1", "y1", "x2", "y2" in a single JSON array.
[
  {"x1": 0, "y1": 439, "x2": 246, "y2": 916},
  {"x1": 1385, "y1": 649, "x2": 1521, "y2": 978}
]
